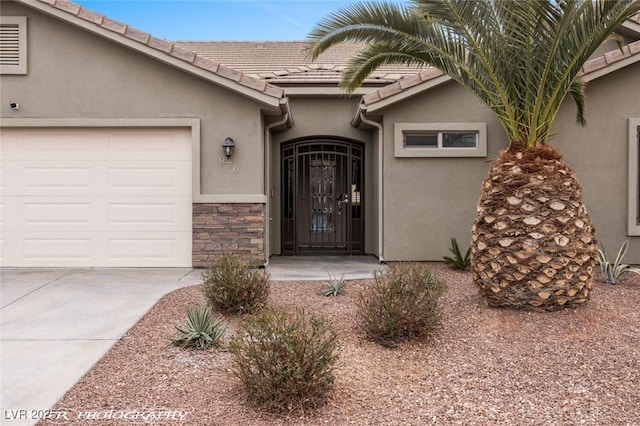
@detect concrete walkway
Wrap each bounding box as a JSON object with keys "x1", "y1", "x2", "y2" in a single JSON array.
[
  {"x1": 0, "y1": 257, "x2": 382, "y2": 425},
  {"x1": 267, "y1": 255, "x2": 383, "y2": 281}
]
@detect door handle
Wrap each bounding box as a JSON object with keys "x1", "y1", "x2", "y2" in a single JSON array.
[{"x1": 337, "y1": 194, "x2": 349, "y2": 214}]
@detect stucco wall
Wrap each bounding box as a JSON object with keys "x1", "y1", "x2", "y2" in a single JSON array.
[
  {"x1": 269, "y1": 96, "x2": 379, "y2": 256},
  {"x1": 554, "y1": 61, "x2": 640, "y2": 263},
  {"x1": 380, "y1": 61, "x2": 640, "y2": 263},
  {"x1": 379, "y1": 82, "x2": 508, "y2": 261},
  {"x1": 0, "y1": 2, "x2": 267, "y2": 197}
]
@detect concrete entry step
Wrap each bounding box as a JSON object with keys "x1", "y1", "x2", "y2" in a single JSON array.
[{"x1": 266, "y1": 255, "x2": 384, "y2": 281}]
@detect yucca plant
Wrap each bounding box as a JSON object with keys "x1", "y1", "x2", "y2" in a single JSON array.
[
  {"x1": 170, "y1": 305, "x2": 226, "y2": 350},
  {"x1": 319, "y1": 273, "x2": 347, "y2": 296},
  {"x1": 307, "y1": 0, "x2": 640, "y2": 310},
  {"x1": 443, "y1": 237, "x2": 471, "y2": 270},
  {"x1": 598, "y1": 239, "x2": 640, "y2": 284}
]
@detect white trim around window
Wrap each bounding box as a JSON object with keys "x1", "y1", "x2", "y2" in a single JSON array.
[
  {"x1": 394, "y1": 122, "x2": 487, "y2": 157},
  {"x1": 628, "y1": 118, "x2": 640, "y2": 235}
]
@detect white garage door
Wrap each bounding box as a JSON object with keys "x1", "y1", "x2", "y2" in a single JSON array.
[{"x1": 0, "y1": 128, "x2": 192, "y2": 267}]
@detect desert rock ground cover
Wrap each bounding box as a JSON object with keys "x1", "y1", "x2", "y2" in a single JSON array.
[{"x1": 39, "y1": 264, "x2": 640, "y2": 425}]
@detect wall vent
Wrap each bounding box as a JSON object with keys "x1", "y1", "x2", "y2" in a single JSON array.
[{"x1": 0, "y1": 16, "x2": 27, "y2": 75}]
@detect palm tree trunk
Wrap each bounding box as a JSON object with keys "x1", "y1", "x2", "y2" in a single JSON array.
[{"x1": 471, "y1": 144, "x2": 597, "y2": 311}]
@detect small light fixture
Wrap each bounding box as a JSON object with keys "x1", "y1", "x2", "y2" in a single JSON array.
[{"x1": 222, "y1": 137, "x2": 235, "y2": 159}]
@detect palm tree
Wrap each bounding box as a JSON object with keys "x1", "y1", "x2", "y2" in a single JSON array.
[{"x1": 306, "y1": 0, "x2": 640, "y2": 310}]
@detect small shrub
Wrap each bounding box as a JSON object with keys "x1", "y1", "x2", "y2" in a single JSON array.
[
  {"x1": 228, "y1": 308, "x2": 339, "y2": 414},
  {"x1": 170, "y1": 305, "x2": 226, "y2": 350},
  {"x1": 443, "y1": 237, "x2": 471, "y2": 270},
  {"x1": 319, "y1": 273, "x2": 346, "y2": 296},
  {"x1": 202, "y1": 254, "x2": 270, "y2": 314},
  {"x1": 598, "y1": 239, "x2": 640, "y2": 284},
  {"x1": 357, "y1": 263, "x2": 446, "y2": 347}
]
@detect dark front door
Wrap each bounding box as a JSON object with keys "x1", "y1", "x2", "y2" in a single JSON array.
[{"x1": 282, "y1": 140, "x2": 363, "y2": 255}]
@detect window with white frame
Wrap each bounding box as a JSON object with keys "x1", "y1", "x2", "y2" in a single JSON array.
[
  {"x1": 628, "y1": 118, "x2": 640, "y2": 235},
  {"x1": 394, "y1": 123, "x2": 487, "y2": 157},
  {"x1": 0, "y1": 16, "x2": 27, "y2": 75}
]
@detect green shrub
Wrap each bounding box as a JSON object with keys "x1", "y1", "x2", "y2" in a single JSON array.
[
  {"x1": 202, "y1": 254, "x2": 270, "y2": 314},
  {"x1": 319, "y1": 273, "x2": 346, "y2": 296},
  {"x1": 598, "y1": 239, "x2": 640, "y2": 284},
  {"x1": 357, "y1": 263, "x2": 446, "y2": 347},
  {"x1": 443, "y1": 237, "x2": 471, "y2": 270},
  {"x1": 228, "y1": 307, "x2": 339, "y2": 413},
  {"x1": 170, "y1": 305, "x2": 226, "y2": 350}
]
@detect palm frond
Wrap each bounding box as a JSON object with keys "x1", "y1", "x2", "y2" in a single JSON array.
[{"x1": 306, "y1": 0, "x2": 640, "y2": 147}]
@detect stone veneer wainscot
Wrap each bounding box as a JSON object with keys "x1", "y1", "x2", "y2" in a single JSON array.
[{"x1": 192, "y1": 203, "x2": 265, "y2": 268}]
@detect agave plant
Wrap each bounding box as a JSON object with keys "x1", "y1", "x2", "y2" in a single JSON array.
[
  {"x1": 443, "y1": 237, "x2": 471, "y2": 270},
  {"x1": 598, "y1": 239, "x2": 640, "y2": 284},
  {"x1": 170, "y1": 305, "x2": 226, "y2": 349},
  {"x1": 307, "y1": 0, "x2": 640, "y2": 310},
  {"x1": 319, "y1": 273, "x2": 347, "y2": 296}
]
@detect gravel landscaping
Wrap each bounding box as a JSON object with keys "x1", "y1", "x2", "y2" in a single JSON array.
[{"x1": 39, "y1": 263, "x2": 640, "y2": 425}]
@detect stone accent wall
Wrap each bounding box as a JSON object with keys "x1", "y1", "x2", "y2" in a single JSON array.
[{"x1": 192, "y1": 203, "x2": 265, "y2": 268}]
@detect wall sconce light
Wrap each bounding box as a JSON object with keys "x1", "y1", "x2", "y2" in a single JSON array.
[{"x1": 222, "y1": 137, "x2": 235, "y2": 159}]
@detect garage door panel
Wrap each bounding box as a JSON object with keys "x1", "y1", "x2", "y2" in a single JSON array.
[
  {"x1": 22, "y1": 130, "x2": 107, "y2": 160},
  {"x1": 0, "y1": 127, "x2": 193, "y2": 267},
  {"x1": 107, "y1": 162, "x2": 191, "y2": 196},
  {"x1": 107, "y1": 198, "x2": 192, "y2": 231},
  {"x1": 2, "y1": 161, "x2": 102, "y2": 197},
  {"x1": 24, "y1": 165, "x2": 93, "y2": 190},
  {"x1": 24, "y1": 236, "x2": 95, "y2": 262},
  {"x1": 107, "y1": 231, "x2": 191, "y2": 267},
  {"x1": 24, "y1": 201, "x2": 93, "y2": 225},
  {"x1": 108, "y1": 129, "x2": 191, "y2": 161}
]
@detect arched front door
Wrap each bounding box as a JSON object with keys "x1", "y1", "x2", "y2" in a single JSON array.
[{"x1": 282, "y1": 140, "x2": 363, "y2": 255}]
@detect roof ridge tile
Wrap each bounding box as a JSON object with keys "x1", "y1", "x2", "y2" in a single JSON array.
[
  {"x1": 53, "y1": 0, "x2": 80, "y2": 15},
  {"x1": 170, "y1": 45, "x2": 197, "y2": 63},
  {"x1": 124, "y1": 26, "x2": 151, "y2": 45},
  {"x1": 77, "y1": 7, "x2": 104, "y2": 25},
  {"x1": 101, "y1": 17, "x2": 127, "y2": 35}
]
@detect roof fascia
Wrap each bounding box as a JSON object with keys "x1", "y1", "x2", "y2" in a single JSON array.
[
  {"x1": 582, "y1": 52, "x2": 640, "y2": 82},
  {"x1": 284, "y1": 87, "x2": 378, "y2": 96},
  {"x1": 620, "y1": 21, "x2": 640, "y2": 38},
  {"x1": 361, "y1": 40, "x2": 640, "y2": 115},
  {"x1": 582, "y1": 41, "x2": 640, "y2": 82},
  {"x1": 364, "y1": 74, "x2": 451, "y2": 113},
  {"x1": 18, "y1": 0, "x2": 284, "y2": 110}
]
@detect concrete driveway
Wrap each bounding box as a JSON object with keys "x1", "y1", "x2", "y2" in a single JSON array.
[
  {"x1": 0, "y1": 268, "x2": 200, "y2": 426},
  {"x1": 0, "y1": 257, "x2": 382, "y2": 426}
]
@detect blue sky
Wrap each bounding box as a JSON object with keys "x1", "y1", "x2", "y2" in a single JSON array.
[{"x1": 73, "y1": 1, "x2": 404, "y2": 41}]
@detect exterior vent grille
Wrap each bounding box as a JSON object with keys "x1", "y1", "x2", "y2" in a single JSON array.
[
  {"x1": 0, "y1": 24, "x2": 21, "y2": 66},
  {"x1": 0, "y1": 17, "x2": 27, "y2": 74}
]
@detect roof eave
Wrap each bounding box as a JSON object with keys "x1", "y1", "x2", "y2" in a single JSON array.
[
  {"x1": 363, "y1": 74, "x2": 452, "y2": 114},
  {"x1": 581, "y1": 40, "x2": 640, "y2": 82},
  {"x1": 18, "y1": 0, "x2": 286, "y2": 111},
  {"x1": 357, "y1": 39, "x2": 640, "y2": 117}
]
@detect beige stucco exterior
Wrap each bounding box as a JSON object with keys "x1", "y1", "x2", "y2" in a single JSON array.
[
  {"x1": 2, "y1": 0, "x2": 639, "y2": 265},
  {"x1": 366, "y1": 60, "x2": 640, "y2": 263},
  {"x1": 372, "y1": 81, "x2": 508, "y2": 261},
  {"x1": 0, "y1": 2, "x2": 276, "y2": 200},
  {"x1": 554, "y1": 61, "x2": 640, "y2": 261}
]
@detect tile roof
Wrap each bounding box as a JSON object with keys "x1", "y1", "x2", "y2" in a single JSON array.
[
  {"x1": 28, "y1": 0, "x2": 286, "y2": 101},
  {"x1": 17, "y1": 2, "x2": 640, "y2": 113},
  {"x1": 174, "y1": 41, "x2": 426, "y2": 85},
  {"x1": 361, "y1": 37, "x2": 640, "y2": 108}
]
